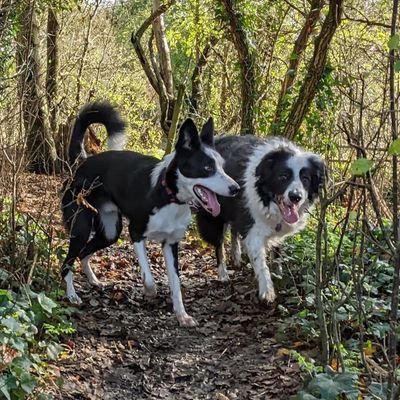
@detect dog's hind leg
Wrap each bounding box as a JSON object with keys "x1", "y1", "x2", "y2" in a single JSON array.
[
  {"x1": 61, "y1": 207, "x2": 93, "y2": 304},
  {"x1": 79, "y1": 208, "x2": 122, "y2": 287},
  {"x1": 163, "y1": 242, "x2": 197, "y2": 327},
  {"x1": 231, "y1": 227, "x2": 242, "y2": 268},
  {"x1": 133, "y1": 240, "x2": 157, "y2": 297}
]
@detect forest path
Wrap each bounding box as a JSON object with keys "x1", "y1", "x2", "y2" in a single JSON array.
[{"x1": 53, "y1": 239, "x2": 302, "y2": 400}]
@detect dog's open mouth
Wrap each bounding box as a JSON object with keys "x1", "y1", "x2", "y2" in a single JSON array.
[
  {"x1": 193, "y1": 185, "x2": 221, "y2": 217},
  {"x1": 277, "y1": 196, "x2": 299, "y2": 224}
]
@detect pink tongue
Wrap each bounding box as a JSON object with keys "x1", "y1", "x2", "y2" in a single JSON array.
[
  {"x1": 281, "y1": 203, "x2": 299, "y2": 224},
  {"x1": 202, "y1": 187, "x2": 221, "y2": 217}
]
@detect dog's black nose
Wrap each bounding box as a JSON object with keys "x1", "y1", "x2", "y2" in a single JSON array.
[
  {"x1": 229, "y1": 184, "x2": 240, "y2": 196},
  {"x1": 288, "y1": 190, "x2": 302, "y2": 204}
]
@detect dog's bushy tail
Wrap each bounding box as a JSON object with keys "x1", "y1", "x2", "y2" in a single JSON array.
[{"x1": 69, "y1": 101, "x2": 126, "y2": 165}]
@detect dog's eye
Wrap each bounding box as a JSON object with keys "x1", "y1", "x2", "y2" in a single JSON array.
[
  {"x1": 279, "y1": 175, "x2": 289, "y2": 182},
  {"x1": 302, "y1": 176, "x2": 310, "y2": 184},
  {"x1": 204, "y1": 165, "x2": 213, "y2": 172}
]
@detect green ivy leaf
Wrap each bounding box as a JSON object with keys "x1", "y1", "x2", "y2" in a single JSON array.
[
  {"x1": 37, "y1": 292, "x2": 57, "y2": 314},
  {"x1": 294, "y1": 392, "x2": 319, "y2": 400},
  {"x1": 307, "y1": 373, "x2": 359, "y2": 400},
  {"x1": 0, "y1": 376, "x2": 12, "y2": 400},
  {"x1": 350, "y1": 158, "x2": 373, "y2": 176},
  {"x1": 2, "y1": 317, "x2": 24, "y2": 334},
  {"x1": 388, "y1": 34, "x2": 400, "y2": 50},
  {"x1": 19, "y1": 372, "x2": 36, "y2": 394},
  {"x1": 395, "y1": 60, "x2": 400, "y2": 73},
  {"x1": 46, "y1": 341, "x2": 63, "y2": 360},
  {"x1": 389, "y1": 138, "x2": 400, "y2": 155}
]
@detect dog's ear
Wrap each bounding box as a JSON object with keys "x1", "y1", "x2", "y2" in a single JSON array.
[
  {"x1": 308, "y1": 155, "x2": 327, "y2": 198},
  {"x1": 175, "y1": 118, "x2": 201, "y2": 151},
  {"x1": 200, "y1": 117, "x2": 214, "y2": 146}
]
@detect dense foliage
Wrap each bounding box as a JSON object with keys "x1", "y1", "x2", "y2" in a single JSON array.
[{"x1": 0, "y1": 0, "x2": 399, "y2": 398}]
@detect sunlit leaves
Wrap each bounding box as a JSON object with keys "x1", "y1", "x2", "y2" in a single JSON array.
[
  {"x1": 388, "y1": 34, "x2": 400, "y2": 50},
  {"x1": 350, "y1": 158, "x2": 373, "y2": 176},
  {"x1": 388, "y1": 138, "x2": 400, "y2": 155}
]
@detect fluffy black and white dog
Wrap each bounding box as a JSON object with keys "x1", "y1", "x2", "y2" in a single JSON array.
[
  {"x1": 196, "y1": 135, "x2": 326, "y2": 302},
  {"x1": 61, "y1": 102, "x2": 240, "y2": 326}
]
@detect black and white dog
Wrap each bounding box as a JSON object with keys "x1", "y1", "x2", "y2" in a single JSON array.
[
  {"x1": 196, "y1": 135, "x2": 326, "y2": 302},
  {"x1": 61, "y1": 102, "x2": 240, "y2": 326}
]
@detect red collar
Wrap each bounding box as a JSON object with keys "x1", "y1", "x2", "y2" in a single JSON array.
[{"x1": 161, "y1": 179, "x2": 184, "y2": 204}]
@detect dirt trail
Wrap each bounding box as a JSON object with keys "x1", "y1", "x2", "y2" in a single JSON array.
[{"x1": 53, "y1": 240, "x2": 302, "y2": 400}]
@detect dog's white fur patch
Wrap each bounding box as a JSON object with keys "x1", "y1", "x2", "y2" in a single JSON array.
[
  {"x1": 64, "y1": 270, "x2": 82, "y2": 304},
  {"x1": 162, "y1": 243, "x2": 197, "y2": 326},
  {"x1": 81, "y1": 254, "x2": 102, "y2": 286},
  {"x1": 107, "y1": 132, "x2": 126, "y2": 151},
  {"x1": 145, "y1": 203, "x2": 191, "y2": 244},
  {"x1": 99, "y1": 201, "x2": 119, "y2": 241},
  {"x1": 133, "y1": 241, "x2": 156, "y2": 293}
]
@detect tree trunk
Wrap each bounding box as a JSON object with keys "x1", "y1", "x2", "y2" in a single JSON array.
[
  {"x1": 46, "y1": 6, "x2": 59, "y2": 136},
  {"x1": 152, "y1": 0, "x2": 174, "y2": 98},
  {"x1": 220, "y1": 0, "x2": 256, "y2": 136},
  {"x1": 281, "y1": 0, "x2": 343, "y2": 140},
  {"x1": 0, "y1": 0, "x2": 14, "y2": 43},
  {"x1": 189, "y1": 36, "x2": 218, "y2": 116},
  {"x1": 387, "y1": 1, "x2": 400, "y2": 398},
  {"x1": 272, "y1": 0, "x2": 324, "y2": 135},
  {"x1": 131, "y1": 1, "x2": 177, "y2": 138},
  {"x1": 17, "y1": 1, "x2": 57, "y2": 174}
]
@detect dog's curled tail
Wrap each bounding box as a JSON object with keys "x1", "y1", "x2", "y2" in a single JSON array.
[{"x1": 69, "y1": 101, "x2": 126, "y2": 165}]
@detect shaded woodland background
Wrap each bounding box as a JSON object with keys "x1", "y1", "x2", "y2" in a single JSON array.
[{"x1": 1, "y1": 0, "x2": 400, "y2": 399}]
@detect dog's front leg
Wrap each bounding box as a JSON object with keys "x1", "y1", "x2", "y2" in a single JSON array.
[
  {"x1": 133, "y1": 241, "x2": 157, "y2": 297},
  {"x1": 243, "y1": 229, "x2": 276, "y2": 303},
  {"x1": 163, "y1": 242, "x2": 197, "y2": 327}
]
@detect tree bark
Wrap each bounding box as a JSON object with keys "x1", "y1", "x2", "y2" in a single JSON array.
[
  {"x1": 131, "y1": 1, "x2": 177, "y2": 138},
  {"x1": 17, "y1": 1, "x2": 57, "y2": 173},
  {"x1": 220, "y1": 0, "x2": 256, "y2": 136},
  {"x1": 189, "y1": 36, "x2": 218, "y2": 116},
  {"x1": 0, "y1": 0, "x2": 14, "y2": 43},
  {"x1": 152, "y1": 0, "x2": 174, "y2": 98},
  {"x1": 281, "y1": 0, "x2": 343, "y2": 140},
  {"x1": 46, "y1": 6, "x2": 59, "y2": 136},
  {"x1": 387, "y1": 1, "x2": 400, "y2": 398},
  {"x1": 272, "y1": 0, "x2": 324, "y2": 135}
]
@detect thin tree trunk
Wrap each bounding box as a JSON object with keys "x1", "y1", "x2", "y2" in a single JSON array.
[
  {"x1": 220, "y1": 0, "x2": 256, "y2": 136},
  {"x1": 46, "y1": 6, "x2": 59, "y2": 136},
  {"x1": 0, "y1": 0, "x2": 14, "y2": 43},
  {"x1": 131, "y1": 1, "x2": 176, "y2": 138},
  {"x1": 17, "y1": 1, "x2": 57, "y2": 173},
  {"x1": 189, "y1": 35, "x2": 218, "y2": 116},
  {"x1": 387, "y1": 1, "x2": 400, "y2": 398},
  {"x1": 281, "y1": 0, "x2": 343, "y2": 140},
  {"x1": 152, "y1": 0, "x2": 174, "y2": 98},
  {"x1": 272, "y1": 0, "x2": 324, "y2": 135},
  {"x1": 75, "y1": 0, "x2": 99, "y2": 108}
]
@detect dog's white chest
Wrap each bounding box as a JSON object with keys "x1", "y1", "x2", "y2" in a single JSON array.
[{"x1": 145, "y1": 204, "x2": 191, "y2": 244}]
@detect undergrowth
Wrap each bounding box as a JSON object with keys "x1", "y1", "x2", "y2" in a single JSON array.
[
  {"x1": 275, "y1": 205, "x2": 399, "y2": 399},
  {"x1": 0, "y1": 198, "x2": 75, "y2": 399}
]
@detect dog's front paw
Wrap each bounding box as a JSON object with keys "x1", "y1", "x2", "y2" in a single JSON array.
[
  {"x1": 177, "y1": 313, "x2": 198, "y2": 327},
  {"x1": 67, "y1": 293, "x2": 83, "y2": 305},
  {"x1": 143, "y1": 284, "x2": 157, "y2": 298},
  {"x1": 258, "y1": 287, "x2": 276, "y2": 303},
  {"x1": 257, "y1": 274, "x2": 276, "y2": 303}
]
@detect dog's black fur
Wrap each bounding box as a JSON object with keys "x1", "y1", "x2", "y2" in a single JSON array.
[{"x1": 61, "y1": 102, "x2": 239, "y2": 326}]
